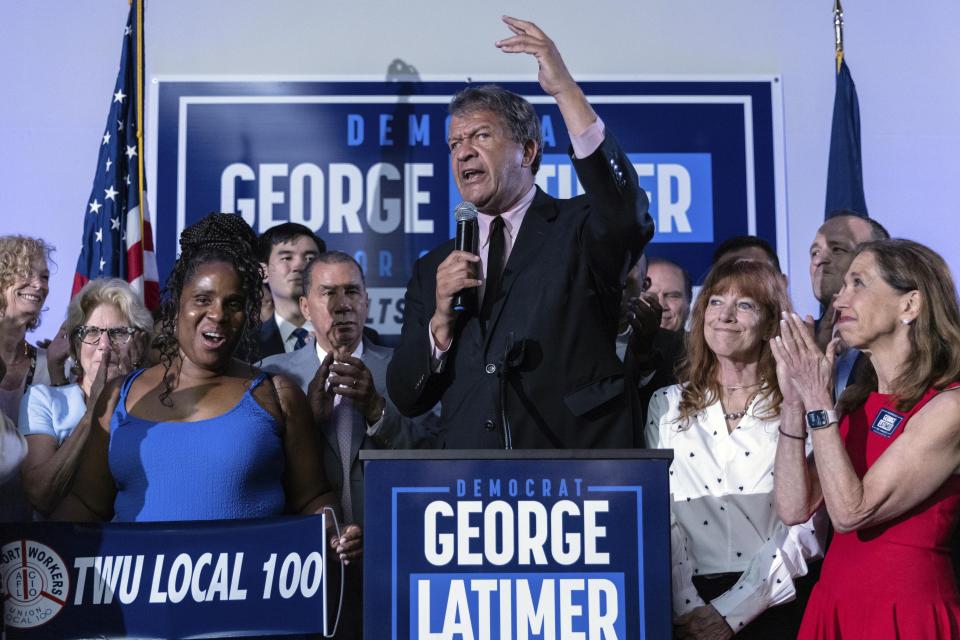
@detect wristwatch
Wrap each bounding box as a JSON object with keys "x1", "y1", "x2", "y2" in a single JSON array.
[{"x1": 805, "y1": 409, "x2": 839, "y2": 430}]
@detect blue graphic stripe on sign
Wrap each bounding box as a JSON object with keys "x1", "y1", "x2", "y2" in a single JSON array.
[
  {"x1": 410, "y1": 572, "x2": 626, "y2": 639},
  {"x1": 392, "y1": 486, "x2": 450, "y2": 639},
  {"x1": 589, "y1": 485, "x2": 645, "y2": 640}
]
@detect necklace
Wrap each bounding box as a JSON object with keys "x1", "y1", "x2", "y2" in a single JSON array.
[
  {"x1": 721, "y1": 384, "x2": 763, "y2": 421},
  {"x1": 723, "y1": 377, "x2": 765, "y2": 391}
]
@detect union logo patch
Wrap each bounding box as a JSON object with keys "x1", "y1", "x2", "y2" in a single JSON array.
[{"x1": 2, "y1": 539, "x2": 70, "y2": 630}]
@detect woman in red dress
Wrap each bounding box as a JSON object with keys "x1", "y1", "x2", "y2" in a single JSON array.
[{"x1": 772, "y1": 238, "x2": 960, "y2": 639}]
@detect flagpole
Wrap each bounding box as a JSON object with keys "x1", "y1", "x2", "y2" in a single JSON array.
[
  {"x1": 833, "y1": 0, "x2": 844, "y2": 74},
  {"x1": 135, "y1": 0, "x2": 146, "y2": 238}
]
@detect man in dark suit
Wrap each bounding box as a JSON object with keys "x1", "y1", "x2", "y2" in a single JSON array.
[
  {"x1": 261, "y1": 251, "x2": 439, "y2": 638},
  {"x1": 386, "y1": 17, "x2": 653, "y2": 449},
  {"x1": 255, "y1": 222, "x2": 325, "y2": 360}
]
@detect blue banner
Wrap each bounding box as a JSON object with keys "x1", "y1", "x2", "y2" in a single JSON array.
[
  {"x1": 361, "y1": 452, "x2": 672, "y2": 640},
  {"x1": 1, "y1": 516, "x2": 335, "y2": 639},
  {"x1": 154, "y1": 79, "x2": 784, "y2": 336}
]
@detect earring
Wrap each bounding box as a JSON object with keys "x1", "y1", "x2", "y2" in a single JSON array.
[{"x1": 901, "y1": 318, "x2": 911, "y2": 325}]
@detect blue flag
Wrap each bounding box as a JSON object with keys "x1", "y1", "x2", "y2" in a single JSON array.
[{"x1": 825, "y1": 59, "x2": 868, "y2": 219}]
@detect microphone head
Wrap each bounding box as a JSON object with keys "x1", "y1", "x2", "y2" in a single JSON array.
[{"x1": 454, "y1": 201, "x2": 478, "y2": 222}]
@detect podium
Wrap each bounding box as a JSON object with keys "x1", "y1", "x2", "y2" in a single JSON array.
[{"x1": 361, "y1": 449, "x2": 673, "y2": 640}]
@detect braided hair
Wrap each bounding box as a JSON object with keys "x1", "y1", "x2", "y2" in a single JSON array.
[{"x1": 157, "y1": 213, "x2": 263, "y2": 404}]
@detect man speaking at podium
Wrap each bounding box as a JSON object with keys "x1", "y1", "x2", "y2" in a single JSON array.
[{"x1": 387, "y1": 16, "x2": 653, "y2": 449}]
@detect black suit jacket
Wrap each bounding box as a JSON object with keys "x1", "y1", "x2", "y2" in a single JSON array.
[
  {"x1": 252, "y1": 316, "x2": 286, "y2": 362},
  {"x1": 387, "y1": 133, "x2": 653, "y2": 449},
  {"x1": 619, "y1": 328, "x2": 686, "y2": 447}
]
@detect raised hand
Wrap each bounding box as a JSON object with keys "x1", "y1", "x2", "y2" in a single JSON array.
[
  {"x1": 495, "y1": 16, "x2": 597, "y2": 135},
  {"x1": 306, "y1": 353, "x2": 336, "y2": 424},
  {"x1": 85, "y1": 349, "x2": 113, "y2": 408},
  {"x1": 45, "y1": 321, "x2": 72, "y2": 385},
  {"x1": 117, "y1": 330, "x2": 146, "y2": 375},
  {"x1": 626, "y1": 294, "x2": 663, "y2": 351},
  {"x1": 496, "y1": 16, "x2": 576, "y2": 98},
  {"x1": 328, "y1": 353, "x2": 386, "y2": 425},
  {"x1": 775, "y1": 312, "x2": 839, "y2": 409}
]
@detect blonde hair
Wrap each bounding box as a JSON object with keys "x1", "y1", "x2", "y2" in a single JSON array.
[
  {"x1": 0, "y1": 235, "x2": 55, "y2": 331},
  {"x1": 66, "y1": 278, "x2": 153, "y2": 368}
]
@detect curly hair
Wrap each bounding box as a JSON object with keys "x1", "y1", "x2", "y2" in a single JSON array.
[
  {"x1": 837, "y1": 239, "x2": 960, "y2": 415},
  {"x1": 676, "y1": 260, "x2": 792, "y2": 425},
  {"x1": 157, "y1": 213, "x2": 263, "y2": 404},
  {"x1": 0, "y1": 235, "x2": 55, "y2": 331}
]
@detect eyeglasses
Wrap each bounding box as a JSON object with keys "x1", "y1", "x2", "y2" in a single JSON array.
[{"x1": 74, "y1": 325, "x2": 139, "y2": 346}]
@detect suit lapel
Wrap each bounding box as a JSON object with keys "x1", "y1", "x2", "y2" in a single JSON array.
[{"x1": 483, "y1": 189, "x2": 557, "y2": 349}]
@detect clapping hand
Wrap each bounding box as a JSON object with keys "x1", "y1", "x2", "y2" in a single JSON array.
[
  {"x1": 626, "y1": 294, "x2": 663, "y2": 358},
  {"x1": 306, "y1": 353, "x2": 336, "y2": 424},
  {"x1": 328, "y1": 351, "x2": 385, "y2": 425},
  {"x1": 84, "y1": 349, "x2": 113, "y2": 412},
  {"x1": 43, "y1": 321, "x2": 72, "y2": 385},
  {"x1": 771, "y1": 312, "x2": 839, "y2": 409}
]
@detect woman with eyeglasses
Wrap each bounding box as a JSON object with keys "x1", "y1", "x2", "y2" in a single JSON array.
[{"x1": 18, "y1": 278, "x2": 151, "y2": 517}]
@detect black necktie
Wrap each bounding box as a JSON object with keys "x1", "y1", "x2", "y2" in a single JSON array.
[{"x1": 481, "y1": 216, "x2": 505, "y2": 322}]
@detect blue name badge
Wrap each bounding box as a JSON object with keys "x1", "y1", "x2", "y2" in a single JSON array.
[{"x1": 871, "y1": 408, "x2": 904, "y2": 438}]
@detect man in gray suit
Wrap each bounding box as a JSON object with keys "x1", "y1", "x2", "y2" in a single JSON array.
[
  {"x1": 261, "y1": 251, "x2": 440, "y2": 528},
  {"x1": 261, "y1": 251, "x2": 439, "y2": 639}
]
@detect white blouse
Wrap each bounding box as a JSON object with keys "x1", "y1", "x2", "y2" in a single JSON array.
[{"x1": 646, "y1": 383, "x2": 825, "y2": 632}]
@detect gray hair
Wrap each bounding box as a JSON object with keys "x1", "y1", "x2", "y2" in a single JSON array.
[
  {"x1": 65, "y1": 278, "x2": 153, "y2": 364},
  {"x1": 449, "y1": 85, "x2": 543, "y2": 175},
  {"x1": 302, "y1": 251, "x2": 366, "y2": 296}
]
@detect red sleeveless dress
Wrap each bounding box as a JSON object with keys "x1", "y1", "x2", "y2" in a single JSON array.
[{"x1": 799, "y1": 386, "x2": 960, "y2": 639}]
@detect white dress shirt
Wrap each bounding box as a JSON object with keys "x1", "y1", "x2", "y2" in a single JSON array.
[
  {"x1": 645, "y1": 384, "x2": 825, "y2": 631},
  {"x1": 275, "y1": 313, "x2": 313, "y2": 353}
]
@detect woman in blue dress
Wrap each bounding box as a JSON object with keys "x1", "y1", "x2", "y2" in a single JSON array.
[{"x1": 59, "y1": 213, "x2": 361, "y2": 562}]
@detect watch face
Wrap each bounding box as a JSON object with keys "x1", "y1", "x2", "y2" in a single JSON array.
[{"x1": 806, "y1": 410, "x2": 829, "y2": 429}]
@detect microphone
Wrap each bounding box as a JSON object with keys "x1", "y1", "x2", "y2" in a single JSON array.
[{"x1": 452, "y1": 202, "x2": 479, "y2": 313}]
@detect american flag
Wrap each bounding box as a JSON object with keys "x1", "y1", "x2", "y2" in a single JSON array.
[{"x1": 72, "y1": 0, "x2": 159, "y2": 309}]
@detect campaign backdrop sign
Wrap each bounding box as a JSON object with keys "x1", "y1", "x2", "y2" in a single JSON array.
[
  {"x1": 360, "y1": 450, "x2": 673, "y2": 640},
  {"x1": 152, "y1": 78, "x2": 785, "y2": 338},
  {"x1": 1, "y1": 516, "x2": 335, "y2": 639}
]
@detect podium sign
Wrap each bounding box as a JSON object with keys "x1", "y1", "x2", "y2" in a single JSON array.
[
  {"x1": 1, "y1": 516, "x2": 332, "y2": 639},
  {"x1": 362, "y1": 450, "x2": 672, "y2": 640}
]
